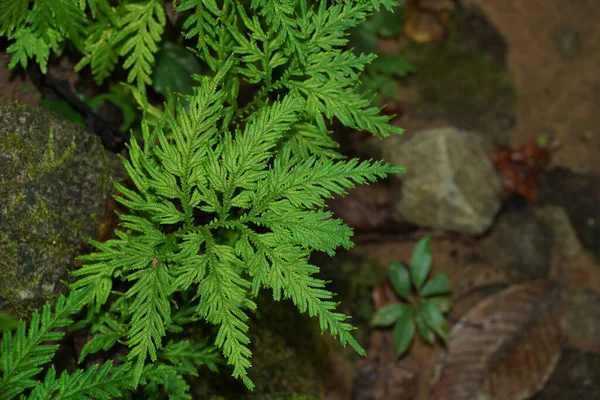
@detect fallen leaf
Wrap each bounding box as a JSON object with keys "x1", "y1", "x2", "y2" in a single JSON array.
[
  {"x1": 433, "y1": 281, "x2": 563, "y2": 400},
  {"x1": 373, "y1": 279, "x2": 402, "y2": 309}
]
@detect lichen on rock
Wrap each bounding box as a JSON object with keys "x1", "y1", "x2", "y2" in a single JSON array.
[{"x1": 0, "y1": 101, "x2": 126, "y2": 319}]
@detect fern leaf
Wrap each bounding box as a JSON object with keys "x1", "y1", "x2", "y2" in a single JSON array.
[
  {"x1": 161, "y1": 339, "x2": 222, "y2": 375},
  {"x1": 24, "y1": 361, "x2": 132, "y2": 400},
  {"x1": 0, "y1": 290, "x2": 87, "y2": 400},
  {"x1": 71, "y1": 230, "x2": 166, "y2": 313},
  {"x1": 113, "y1": 0, "x2": 166, "y2": 95},
  {"x1": 0, "y1": 0, "x2": 29, "y2": 36},
  {"x1": 288, "y1": 77, "x2": 403, "y2": 137},
  {"x1": 71, "y1": 13, "x2": 405, "y2": 386},
  {"x1": 75, "y1": 19, "x2": 118, "y2": 85},
  {"x1": 251, "y1": 0, "x2": 306, "y2": 60},
  {"x1": 177, "y1": 0, "x2": 235, "y2": 71},
  {"x1": 139, "y1": 364, "x2": 188, "y2": 400},
  {"x1": 278, "y1": 122, "x2": 342, "y2": 160},
  {"x1": 78, "y1": 314, "x2": 127, "y2": 363},
  {"x1": 7, "y1": 27, "x2": 61, "y2": 74},
  {"x1": 125, "y1": 261, "x2": 173, "y2": 387},
  {"x1": 195, "y1": 235, "x2": 255, "y2": 388},
  {"x1": 51, "y1": 0, "x2": 86, "y2": 47}
]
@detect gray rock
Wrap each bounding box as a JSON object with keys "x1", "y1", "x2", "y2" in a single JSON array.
[
  {"x1": 382, "y1": 126, "x2": 502, "y2": 234},
  {"x1": 0, "y1": 101, "x2": 126, "y2": 319},
  {"x1": 561, "y1": 289, "x2": 600, "y2": 354},
  {"x1": 539, "y1": 168, "x2": 600, "y2": 255},
  {"x1": 485, "y1": 205, "x2": 552, "y2": 279},
  {"x1": 534, "y1": 206, "x2": 583, "y2": 260}
]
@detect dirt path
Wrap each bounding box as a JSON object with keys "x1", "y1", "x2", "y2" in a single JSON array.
[{"x1": 463, "y1": 0, "x2": 600, "y2": 174}]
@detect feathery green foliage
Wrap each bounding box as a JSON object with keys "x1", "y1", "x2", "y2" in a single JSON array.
[
  {"x1": 23, "y1": 361, "x2": 133, "y2": 400},
  {"x1": 1, "y1": 0, "x2": 408, "y2": 397},
  {"x1": 0, "y1": 290, "x2": 138, "y2": 400},
  {"x1": 70, "y1": 63, "x2": 403, "y2": 387},
  {"x1": 1, "y1": 0, "x2": 85, "y2": 73},
  {"x1": 0, "y1": 290, "x2": 86, "y2": 400}
]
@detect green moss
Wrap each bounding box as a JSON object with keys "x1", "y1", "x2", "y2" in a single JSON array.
[
  {"x1": 313, "y1": 252, "x2": 385, "y2": 353},
  {"x1": 397, "y1": 11, "x2": 515, "y2": 140}
]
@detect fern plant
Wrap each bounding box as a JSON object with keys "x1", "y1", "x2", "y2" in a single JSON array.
[
  {"x1": 1, "y1": 0, "x2": 407, "y2": 397},
  {"x1": 70, "y1": 64, "x2": 403, "y2": 388}
]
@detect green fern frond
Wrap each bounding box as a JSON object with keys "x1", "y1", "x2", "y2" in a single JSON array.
[
  {"x1": 304, "y1": 1, "x2": 373, "y2": 54},
  {"x1": 24, "y1": 361, "x2": 132, "y2": 400},
  {"x1": 78, "y1": 313, "x2": 127, "y2": 363},
  {"x1": 3, "y1": 0, "x2": 86, "y2": 73},
  {"x1": 63, "y1": 0, "x2": 405, "y2": 391},
  {"x1": 138, "y1": 364, "x2": 188, "y2": 400},
  {"x1": 113, "y1": 0, "x2": 166, "y2": 95},
  {"x1": 75, "y1": 19, "x2": 118, "y2": 85},
  {"x1": 251, "y1": 0, "x2": 306, "y2": 60},
  {"x1": 72, "y1": 62, "x2": 402, "y2": 387},
  {"x1": 49, "y1": 0, "x2": 86, "y2": 47},
  {"x1": 177, "y1": 0, "x2": 235, "y2": 72},
  {"x1": 288, "y1": 77, "x2": 403, "y2": 137},
  {"x1": 80, "y1": 0, "x2": 112, "y2": 19},
  {"x1": 6, "y1": 27, "x2": 61, "y2": 73},
  {"x1": 72, "y1": 229, "x2": 166, "y2": 313},
  {"x1": 194, "y1": 235, "x2": 255, "y2": 388},
  {"x1": 0, "y1": 290, "x2": 88, "y2": 400},
  {"x1": 0, "y1": 0, "x2": 29, "y2": 36},
  {"x1": 125, "y1": 261, "x2": 173, "y2": 386},
  {"x1": 160, "y1": 339, "x2": 221, "y2": 376},
  {"x1": 278, "y1": 122, "x2": 342, "y2": 160}
]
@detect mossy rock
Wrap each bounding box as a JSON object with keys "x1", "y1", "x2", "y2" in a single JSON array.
[{"x1": 0, "y1": 101, "x2": 126, "y2": 320}]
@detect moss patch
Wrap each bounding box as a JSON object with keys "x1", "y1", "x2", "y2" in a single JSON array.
[{"x1": 397, "y1": 9, "x2": 516, "y2": 145}]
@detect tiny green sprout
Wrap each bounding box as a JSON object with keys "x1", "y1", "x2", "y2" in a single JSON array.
[
  {"x1": 536, "y1": 132, "x2": 551, "y2": 147},
  {"x1": 371, "y1": 235, "x2": 452, "y2": 358}
]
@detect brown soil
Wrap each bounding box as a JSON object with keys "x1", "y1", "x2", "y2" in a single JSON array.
[
  {"x1": 0, "y1": 53, "x2": 40, "y2": 105},
  {"x1": 464, "y1": 0, "x2": 600, "y2": 174}
]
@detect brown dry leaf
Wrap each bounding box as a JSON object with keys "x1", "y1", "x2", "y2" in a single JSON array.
[
  {"x1": 432, "y1": 281, "x2": 563, "y2": 400},
  {"x1": 372, "y1": 279, "x2": 401, "y2": 309},
  {"x1": 451, "y1": 263, "x2": 515, "y2": 300},
  {"x1": 449, "y1": 263, "x2": 515, "y2": 325}
]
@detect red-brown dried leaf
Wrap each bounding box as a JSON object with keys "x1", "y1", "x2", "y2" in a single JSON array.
[
  {"x1": 491, "y1": 141, "x2": 550, "y2": 203},
  {"x1": 373, "y1": 279, "x2": 401, "y2": 309},
  {"x1": 433, "y1": 281, "x2": 563, "y2": 400}
]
